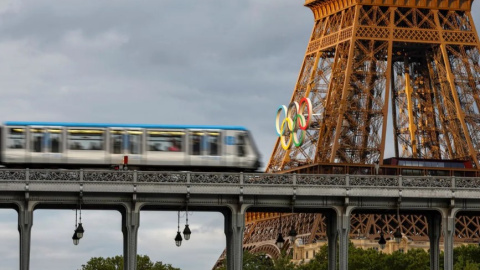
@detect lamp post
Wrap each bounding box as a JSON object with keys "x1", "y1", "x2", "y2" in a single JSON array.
[
  {"x1": 378, "y1": 214, "x2": 386, "y2": 250},
  {"x1": 378, "y1": 231, "x2": 386, "y2": 250},
  {"x1": 288, "y1": 225, "x2": 297, "y2": 244},
  {"x1": 394, "y1": 203, "x2": 402, "y2": 243},
  {"x1": 275, "y1": 213, "x2": 285, "y2": 249},
  {"x1": 393, "y1": 228, "x2": 402, "y2": 244},
  {"x1": 288, "y1": 205, "x2": 297, "y2": 244},
  {"x1": 75, "y1": 200, "x2": 84, "y2": 239},
  {"x1": 72, "y1": 207, "x2": 80, "y2": 245},
  {"x1": 175, "y1": 211, "x2": 182, "y2": 247},
  {"x1": 183, "y1": 200, "x2": 191, "y2": 241}
]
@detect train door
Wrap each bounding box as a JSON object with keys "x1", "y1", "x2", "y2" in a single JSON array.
[
  {"x1": 125, "y1": 129, "x2": 143, "y2": 166},
  {"x1": 189, "y1": 131, "x2": 204, "y2": 167},
  {"x1": 29, "y1": 127, "x2": 45, "y2": 164},
  {"x1": 44, "y1": 127, "x2": 64, "y2": 165},
  {"x1": 109, "y1": 128, "x2": 126, "y2": 165},
  {"x1": 206, "y1": 131, "x2": 222, "y2": 168}
]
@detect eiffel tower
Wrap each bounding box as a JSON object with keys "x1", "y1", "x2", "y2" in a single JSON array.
[{"x1": 216, "y1": 0, "x2": 480, "y2": 267}]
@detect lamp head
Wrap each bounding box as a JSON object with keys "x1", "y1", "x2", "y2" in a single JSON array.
[
  {"x1": 394, "y1": 228, "x2": 402, "y2": 243},
  {"x1": 175, "y1": 231, "x2": 183, "y2": 247},
  {"x1": 275, "y1": 233, "x2": 285, "y2": 249},
  {"x1": 75, "y1": 223, "x2": 85, "y2": 239},
  {"x1": 378, "y1": 232, "x2": 386, "y2": 250},
  {"x1": 183, "y1": 224, "x2": 191, "y2": 241},
  {"x1": 72, "y1": 231, "x2": 80, "y2": 245}
]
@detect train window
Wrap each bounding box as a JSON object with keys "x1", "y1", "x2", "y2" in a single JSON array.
[
  {"x1": 7, "y1": 128, "x2": 25, "y2": 149},
  {"x1": 128, "y1": 130, "x2": 142, "y2": 154},
  {"x1": 48, "y1": 129, "x2": 62, "y2": 153},
  {"x1": 237, "y1": 134, "x2": 246, "y2": 157},
  {"x1": 68, "y1": 129, "x2": 104, "y2": 150},
  {"x1": 111, "y1": 130, "x2": 123, "y2": 154},
  {"x1": 147, "y1": 131, "x2": 183, "y2": 152},
  {"x1": 207, "y1": 132, "x2": 220, "y2": 156},
  {"x1": 191, "y1": 132, "x2": 203, "y2": 155},
  {"x1": 31, "y1": 128, "x2": 44, "y2": 152}
]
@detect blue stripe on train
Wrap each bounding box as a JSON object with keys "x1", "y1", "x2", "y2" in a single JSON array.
[{"x1": 4, "y1": 121, "x2": 248, "y2": 131}]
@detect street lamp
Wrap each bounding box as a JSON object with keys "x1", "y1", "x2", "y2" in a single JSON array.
[
  {"x1": 183, "y1": 200, "x2": 191, "y2": 241},
  {"x1": 275, "y1": 213, "x2": 285, "y2": 249},
  {"x1": 288, "y1": 205, "x2": 297, "y2": 244},
  {"x1": 378, "y1": 214, "x2": 386, "y2": 249},
  {"x1": 72, "y1": 231, "x2": 80, "y2": 245},
  {"x1": 72, "y1": 206, "x2": 81, "y2": 245},
  {"x1": 394, "y1": 203, "x2": 402, "y2": 243},
  {"x1": 75, "y1": 201, "x2": 84, "y2": 239},
  {"x1": 175, "y1": 211, "x2": 183, "y2": 247},
  {"x1": 276, "y1": 233, "x2": 285, "y2": 249},
  {"x1": 394, "y1": 228, "x2": 402, "y2": 243},
  {"x1": 288, "y1": 225, "x2": 298, "y2": 243},
  {"x1": 378, "y1": 231, "x2": 386, "y2": 250}
]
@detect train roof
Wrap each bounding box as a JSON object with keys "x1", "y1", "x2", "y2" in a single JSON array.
[{"x1": 4, "y1": 121, "x2": 248, "y2": 131}]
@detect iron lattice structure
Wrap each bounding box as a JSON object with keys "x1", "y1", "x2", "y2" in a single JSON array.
[
  {"x1": 225, "y1": 0, "x2": 480, "y2": 265},
  {"x1": 267, "y1": 0, "x2": 480, "y2": 172}
]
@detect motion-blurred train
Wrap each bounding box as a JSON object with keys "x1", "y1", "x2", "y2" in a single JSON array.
[{"x1": 0, "y1": 122, "x2": 262, "y2": 171}]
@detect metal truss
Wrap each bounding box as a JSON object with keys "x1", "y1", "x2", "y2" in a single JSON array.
[
  {"x1": 267, "y1": 0, "x2": 480, "y2": 172},
  {"x1": 239, "y1": 212, "x2": 480, "y2": 261},
  {"x1": 253, "y1": 0, "x2": 480, "y2": 263}
]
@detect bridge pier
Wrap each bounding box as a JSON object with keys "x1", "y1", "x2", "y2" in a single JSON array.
[
  {"x1": 121, "y1": 204, "x2": 141, "y2": 270},
  {"x1": 428, "y1": 212, "x2": 441, "y2": 270},
  {"x1": 223, "y1": 205, "x2": 247, "y2": 270},
  {"x1": 17, "y1": 201, "x2": 34, "y2": 270},
  {"x1": 338, "y1": 207, "x2": 352, "y2": 270},
  {"x1": 326, "y1": 212, "x2": 338, "y2": 270},
  {"x1": 443, "y1": 208, "x2": 459, "y2": 270}
]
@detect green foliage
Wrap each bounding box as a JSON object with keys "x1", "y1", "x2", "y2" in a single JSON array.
[
  {"x1": 216, "y1": 243, "x2": 480, "y2": 270},
  {"x1": 453, "y1": 244, "x2": 480, "y2": 270},
  {"x1": 79, "y1": 255, "x2": 180, "y2": 270}
]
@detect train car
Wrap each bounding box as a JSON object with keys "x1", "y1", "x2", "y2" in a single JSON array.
[{"x1": 0, "y1": 122, "x2": 262, "y2": 171}]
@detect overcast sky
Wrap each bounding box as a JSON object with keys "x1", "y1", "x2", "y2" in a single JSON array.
[{"x1": 0, "y1": 0, "x2": 479, "y2": 269}]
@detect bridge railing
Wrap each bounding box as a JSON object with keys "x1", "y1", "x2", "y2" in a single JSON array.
[{"x1": 0, "y1": 169, "x2": 479, "y2": 189}]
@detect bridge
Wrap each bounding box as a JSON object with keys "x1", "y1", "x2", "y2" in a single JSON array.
[{"x1": 1, "y1": 169, "x2": 480, "y2": 270}]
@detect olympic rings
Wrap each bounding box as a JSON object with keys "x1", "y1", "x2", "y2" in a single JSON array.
[{"x1": 275, "y1": 97, "x2": 312, "y2": 150}]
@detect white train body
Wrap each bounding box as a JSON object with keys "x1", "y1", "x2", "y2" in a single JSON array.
[{"x1": 1, "y1": 122, "x2": 261, "y2": 171}]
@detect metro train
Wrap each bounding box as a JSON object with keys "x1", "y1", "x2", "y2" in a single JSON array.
[{"x1": 0, "y1": 122, "x2": 262, "y2": 171}]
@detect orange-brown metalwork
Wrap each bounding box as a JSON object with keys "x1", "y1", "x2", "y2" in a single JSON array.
[
  {"x1": 267, "y1": 0, "x2": 480, "y2": 172},
  {"x1": 213, "y1": 1, "x2": 480, "y2": 267},
  {"x1": 224, "y1": 0, "x2": 480, "y2": 266}
]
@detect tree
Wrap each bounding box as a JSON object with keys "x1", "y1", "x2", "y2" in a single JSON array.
[
  {"x1": 79, "y1": 255, "x2": 180, "y2": 270},
  {"x1": 453, "y1": 244, "x2": 480, "y2": 270},
  {"x1": 216, "y1": 250, "x2": 274, "y2": 270}
]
